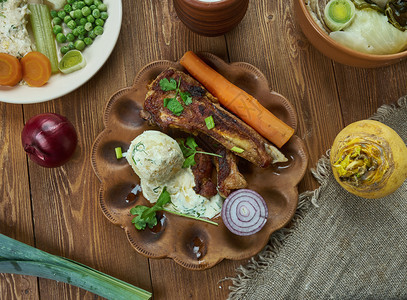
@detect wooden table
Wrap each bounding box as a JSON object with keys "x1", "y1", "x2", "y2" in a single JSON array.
[{"x1": 1, "y1": 0, "x2": 407, "y2": 299}]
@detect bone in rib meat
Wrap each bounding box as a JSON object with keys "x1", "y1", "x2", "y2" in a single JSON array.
[{"x1": 142, "y1": 68, "x2": 287, "y2": 168}]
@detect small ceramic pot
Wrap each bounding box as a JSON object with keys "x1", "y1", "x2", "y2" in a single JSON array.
[{"x1": 173, "y1": 0, "x2": 249, "y2": 37}]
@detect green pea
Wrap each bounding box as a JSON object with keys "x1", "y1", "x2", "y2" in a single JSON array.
[
  {"x1": 95, "y1": 18, "x2": 104, "y2": 26},
  {"x1": 100, "y1": 11, "x2": 108, "y2": 20},
  {"x1": 53, "y1": 24, "x2": 62, "y2": 35},
  {"x1": 84, "y1": 0, "x2": 94, "y2": 5},
  {"x1": 87, "y1": 15, "x2": 95, "y2": 23},
  {"x1": 64, "y1": 4, "x2": 73, "y2": 13},
  {"x1": 74, "y1": 40, "x2": 86, "y2": 51},
  {"x1": 89, "y1": 4, "x2": 96, "y2": 10},
  {"x1": 88, "y1": 30, "x2": 96, "y2": 39},
  {"x1": 57, "y1": 10, "x2": 66, "y2": 19},
  {"x1": 67, "y1": 19, "x2": 77, "y2": 30},
  {"x1": 84, "y1": 37, "x2": 93, "y2": 45},
  {"x1": 73, "y1": 9, "x2": 83, "y2": 19},
  {"x1": 82, "y1": 6, "x2": 91, "y2": 17},
  {"x1": 68, "y1": 42, "x2": 75, "y2": 50},
  {"x1": 64, "y1": 15, "x2": 73, "y2": 24},
  {"x1": 77, "y1": 25, "x2": 86, "y2": 35},
  {"x1": 67, "y1": 0, "x2": 76, "y2": 4},
  {"x1": 61, "y1": 45, "x2": 70, "y2": 54},
  {"x1": 66, "y1": 33, "x2": 75, "y2": 41},
  {"x1": 94, "y1": 0, "x2": 102, "y2": 6},
  {"x1": 94, "y1": 25, "x2": 103, "y2": 35},
  {"x1": 56, "y1": 33, "x2": 67, "y2": 43},
  {"x1": 69, "y1": 10, "x2": 75, "y2": 18},
  {"x1": 79, "y1": 17, "x2": 87, "y2": 25},
  {"x1": 53, "y1": 17, "x2": 62, "y2": 25},
  {"x1": 92, "y1": 9, "x2": 100, "y2": 18},
  {"x1": 72, "y1": 1, "x2": 85, "y2": 10},
  {"x1": 50, "y1": 10, "x2": 58, "y2": 18},
  {"x1": 84, "y1": 22, "x2": 93, "y2": 31},
  {"x1": 77, "y1": 1, "x2": 85, "y2": 9},
  {"x1": 77, "y1": 34, "x2": 85, "y2": 40},
  {"x1": 72, "y1": 27, "x2": 80, "y2": 36},
  {"x1": 98, "y1": 3, "x2": 107, "y2": 12}
]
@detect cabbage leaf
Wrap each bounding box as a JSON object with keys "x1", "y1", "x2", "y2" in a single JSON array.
[{"x1": 329, "y1": 8, "x2": 407, "y2": 54}]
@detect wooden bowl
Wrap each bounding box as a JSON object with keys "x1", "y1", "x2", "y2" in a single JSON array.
[
  {"x1": 173, "y1": 0, "x2": 249, "y2": 36},
  {"x1": 91, "y1": 53, "x2": 308, "y2": 270},
  {"x1": 294, "y1": 0, "x2": 407, "y2": 68}
]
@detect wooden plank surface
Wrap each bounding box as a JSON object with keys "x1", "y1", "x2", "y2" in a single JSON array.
[{"x1": 1, "y1": 0, "x2": 407, "y2": 299}]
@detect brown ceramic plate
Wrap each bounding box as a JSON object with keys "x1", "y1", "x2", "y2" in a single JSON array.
[{"x1": 91, "y1": 53, "x2": 308, "y2": 270}]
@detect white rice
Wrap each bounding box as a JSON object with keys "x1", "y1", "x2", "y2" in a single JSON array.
[{"x1": 0, "y1": 0, "x2": 34, "y2": 58}]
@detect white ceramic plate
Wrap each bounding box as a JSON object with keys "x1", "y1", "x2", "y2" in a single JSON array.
[{"x1": 0, "y1": 0, "x2": 122, "y2": 104}]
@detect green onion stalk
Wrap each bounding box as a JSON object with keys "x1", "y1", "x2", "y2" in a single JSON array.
[{"x1": 0, "y1": 234, "x2": 151, "y2": 300}]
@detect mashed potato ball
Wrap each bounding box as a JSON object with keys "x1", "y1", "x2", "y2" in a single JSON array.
[{"x1": 126, "y1": 130, "x2": 184, "y2": 183}]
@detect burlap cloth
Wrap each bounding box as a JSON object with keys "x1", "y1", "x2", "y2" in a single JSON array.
[{"x1": 228, "y1": 97, "x2": 407, "y2": 300}]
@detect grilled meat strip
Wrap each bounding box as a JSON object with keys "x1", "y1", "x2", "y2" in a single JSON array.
[
  {"x1": 142, "y1": 68, "x2": 286, "y2": 168},
  {"x1": 191, "y1": 151, "x2": 217, "y2": 198},
  {"x1": 214, "y1": 147, "x2": 247, "y2": 198}
]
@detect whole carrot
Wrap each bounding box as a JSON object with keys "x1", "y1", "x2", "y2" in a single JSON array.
[{"x1": 180, "y1": 51, "x2": 294, "y2": 148}]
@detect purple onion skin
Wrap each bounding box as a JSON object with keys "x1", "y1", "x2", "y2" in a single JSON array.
[{"x1": 21, "y1": 113, "x2": 78, "y2": 168}]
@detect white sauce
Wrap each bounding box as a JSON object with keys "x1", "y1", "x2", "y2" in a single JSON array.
[{"x1": 0, "y1": 0, "x2": 34, "y2": 58}]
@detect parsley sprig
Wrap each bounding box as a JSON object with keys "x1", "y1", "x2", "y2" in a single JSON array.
[
  {"x1": 130, "y1": 187, "x2": 218, "y2": 230},
  {"x1": 160, "y1": 77, "x2": 193, "y2": 116},
  {"x1": 177, "y1": 136, "x2": 222, "y2": 168}
]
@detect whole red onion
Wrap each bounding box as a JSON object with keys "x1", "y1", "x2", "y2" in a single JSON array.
[{"x1": 21, "y1": 113, "x2": 78, "y2": 168}]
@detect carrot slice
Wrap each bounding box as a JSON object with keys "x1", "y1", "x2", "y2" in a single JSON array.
[
  {"x1": 0, "y1": 53, "x2": 23, "y2": 86},
  {"x1": 180, "y1": 51, "x2": 295, "y2": 148},
  {"x1": 21, "y1": 52, "x2": 52, "y2": 87}
]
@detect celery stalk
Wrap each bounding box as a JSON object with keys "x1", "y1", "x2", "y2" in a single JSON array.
[
  {"x1": 0, "y1": 234, "x2": 152, "y2": 300},
  {"x1": 28, "y1": 4, "x2": 59, "y2": 73}
]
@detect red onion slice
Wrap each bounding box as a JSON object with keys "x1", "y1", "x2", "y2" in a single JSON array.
[{"x1": 221, "y1": 189, "x2": 268, "y2": 236}]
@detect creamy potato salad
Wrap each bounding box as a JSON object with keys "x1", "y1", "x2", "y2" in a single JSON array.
[
  {"x1": 126, "y1": 130, "x2": 223, "y2": 219},
  {"x1": 0, "y1": 0, "x2": 34, "y2": 58}
]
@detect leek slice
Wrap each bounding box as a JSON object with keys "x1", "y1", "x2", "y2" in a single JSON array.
[
  {"x1": 324, "y1": 0, "x2": 356, "y2": 31},
  {"x1": 0, "y1": 234, "x2": 151, "y2": 300},
  {"x1": 58, "y1": 50, "x2": 86, "y2": 74},
  {"x1": 28, "y1": 4, "x2": 59, "y2": 73}
]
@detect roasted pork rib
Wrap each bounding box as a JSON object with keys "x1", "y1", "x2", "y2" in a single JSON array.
[{"x1": 142, "y1": 68, "x2": 287, "y2": 168}]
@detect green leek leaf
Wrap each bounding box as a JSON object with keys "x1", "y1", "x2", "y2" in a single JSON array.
[{"x1": 0, "y1": 234, "x2": 151, "y2": 300}]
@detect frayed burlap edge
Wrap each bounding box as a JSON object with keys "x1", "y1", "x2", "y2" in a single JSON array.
[{"x1": 226, "y1": 96, "x2": 407, "y2": 300}]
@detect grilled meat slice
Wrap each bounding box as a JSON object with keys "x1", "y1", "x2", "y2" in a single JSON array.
[
  {"x1": 143, "y1": 68, "x2": 287, "y2": 168},
  {"x1": 214, "y1": 147, "x2": 247, "y2": 198},
  {"x1": 191, "y1": 151, "x2": 217, "y2": 198}
]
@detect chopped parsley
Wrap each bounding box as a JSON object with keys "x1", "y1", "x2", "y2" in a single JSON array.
[
  {"x1": 180, "y1": 91, "x2": 192, "y2": 105},
  {"x1": 159, "y1": 78, "x2": 177, "y2": 91},
  {"x1": 130, "y1": 188, "x2": 171, "y2": 230},
  {"x1": 130, "y1": 187, "x2": 218, "y2": 230},
  {"x1": 159, "y1": 77, "x2": 193, "y2": 116},
  {"x1": 163, "y1": 98, "x2": 184, "y2": 116},
  {"x1": 177, "y1": 136, "x2": 222, "y2": 168}
]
